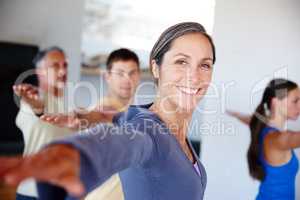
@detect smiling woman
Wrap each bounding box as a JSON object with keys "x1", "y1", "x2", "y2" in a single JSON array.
[
  {"x1": 150, "y1": 32, "x2": 215, "y2": 113},
  {"x1": 0, "y1": 22, "x2": 216, "y2": 200}
]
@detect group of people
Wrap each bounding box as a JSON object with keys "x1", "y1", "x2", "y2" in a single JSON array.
[
  {"x1": 10, "y1": 46, "x2": 141, "y2": 200},
  {"x1": 0, "y1": 22, "x2": 300, "y2": 200}
]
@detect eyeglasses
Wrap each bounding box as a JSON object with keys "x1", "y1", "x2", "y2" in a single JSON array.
[{"x1": 109, "y1": 70, "x2": 139, "y2": 78}]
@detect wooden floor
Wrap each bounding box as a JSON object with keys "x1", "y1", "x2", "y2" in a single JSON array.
[{"x1": 0, "y1": 181, "x2": 16, "y2": 200}]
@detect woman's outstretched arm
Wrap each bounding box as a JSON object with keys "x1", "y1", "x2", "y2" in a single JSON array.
[
  {"x1": 226, "y1": 110, "x2": 251, "y2": 125},
  {"x1": 265, "y1": 130, "x2": 300, "y2": 150},
  {"x1": 0, "y1": 120, "x2": 154, "y2": 199}
]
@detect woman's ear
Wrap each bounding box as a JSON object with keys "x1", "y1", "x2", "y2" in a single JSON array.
[{"x1": 151, "y1": 60, "x2": 159, "y2": 79}]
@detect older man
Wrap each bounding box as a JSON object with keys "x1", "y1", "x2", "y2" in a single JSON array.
[{"x1": 14, "y1": 46, "x2": 72, "y2": 200}]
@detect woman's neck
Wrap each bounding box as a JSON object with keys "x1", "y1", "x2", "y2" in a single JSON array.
[{"x1": 150, "y1": 98, "x2": 193, "y2": 144}]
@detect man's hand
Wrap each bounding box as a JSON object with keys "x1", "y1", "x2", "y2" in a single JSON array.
[
  {"x1": 13, "y1": 84, "x2": 44, "y2": 114},
  {"x1": 0, "y1": 145, "x2": 84, "y2": 197},
  {"x1": 78, "y1": 109, "x2": 117, "y2": 125},
  {"x1": 40, "y1": 113, "x2": 81, "y2": 130},
  {"x1": 41, "y1": 108, "x2": 118, "y2": 130}
]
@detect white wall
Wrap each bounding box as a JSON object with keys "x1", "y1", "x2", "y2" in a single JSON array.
[
  {"x1": 199, "y1": 0, "x2": 300, "y2": 199},
  {"x1": 0, "y1": 0, "x2": 85, "y2": 82}
]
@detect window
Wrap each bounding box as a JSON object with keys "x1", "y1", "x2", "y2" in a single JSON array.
[{"x1": 82, "y1": 0, "x2": 216, "y2": 68}]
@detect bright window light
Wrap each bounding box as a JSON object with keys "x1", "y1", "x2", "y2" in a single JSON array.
[{"x1": 82, "y1": 0, "x2": 216, "y2": 68}]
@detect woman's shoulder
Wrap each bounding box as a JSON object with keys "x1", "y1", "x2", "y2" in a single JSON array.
[
  {"x1": 113, "y1": 104, "x2": 163, "y2": 125},
  {"x1": 261, "y1": 126, "x2": 279, "y2": 137},
  {"x1": 114, "y1": 104, "x2": 175, "y2": 156},
  {"x1": 125, "y1": 105, "x2": 169, "y2": 135}
]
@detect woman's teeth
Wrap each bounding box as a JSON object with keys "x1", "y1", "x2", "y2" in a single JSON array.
[{"x1": 177, "y1": 86, "x2": 201, "y2": 95}]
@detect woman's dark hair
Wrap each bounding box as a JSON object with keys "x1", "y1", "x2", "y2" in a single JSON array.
[
  {"x1": 248, "y1": 78, "x2": 298, "y2": 180},
  {"x1": 149, "y1": 22, "x2": 216, "y2": 81},
  {"x1": 106, "y1": 48, "x2": 140, "y2": 71}
]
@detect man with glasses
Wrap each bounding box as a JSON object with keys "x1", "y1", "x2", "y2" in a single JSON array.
[{"x1": 85, "y1": 48, "x2": 140, "y2": 200}]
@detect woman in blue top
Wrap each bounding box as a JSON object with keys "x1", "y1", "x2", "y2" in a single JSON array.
[
  {"x1": 0, "y1": 22, "x2": 216, "y2": 200},
  {"x1": 248, "y1": 79, "x2": 300, "y2": 200}
]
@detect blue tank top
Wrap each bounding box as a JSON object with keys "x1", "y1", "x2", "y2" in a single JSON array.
[{"x1": 256, "y1": 126, "x2": 299, "y2": 200}]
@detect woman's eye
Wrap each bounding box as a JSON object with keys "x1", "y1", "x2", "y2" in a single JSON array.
[
  {"x1": 200, "y1": 64, "x2": 212, "y2": 70},
  {"x1": 176, "y1": 60, "x2": 188, "y2": 65}
]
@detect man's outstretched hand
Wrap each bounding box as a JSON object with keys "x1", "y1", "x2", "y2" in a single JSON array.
[{"x1": 13, "y1": 84, "x2": 44, "y2": 114}]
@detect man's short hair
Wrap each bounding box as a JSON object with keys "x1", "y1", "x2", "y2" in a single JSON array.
[
  {"x1": 106, "y1": 48, "x2": 140, "y2": 71},
  {"x1": 33, "y1": 46, "x2": 65, "y2": 67}
]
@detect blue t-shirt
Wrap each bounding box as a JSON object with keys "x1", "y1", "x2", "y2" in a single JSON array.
[
  {"x1": 256, "y1": 126, "x2": 299, "y2": 200},
  {"x1": 38, "y1": 104, "x2": 207, "y2": 200}
]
